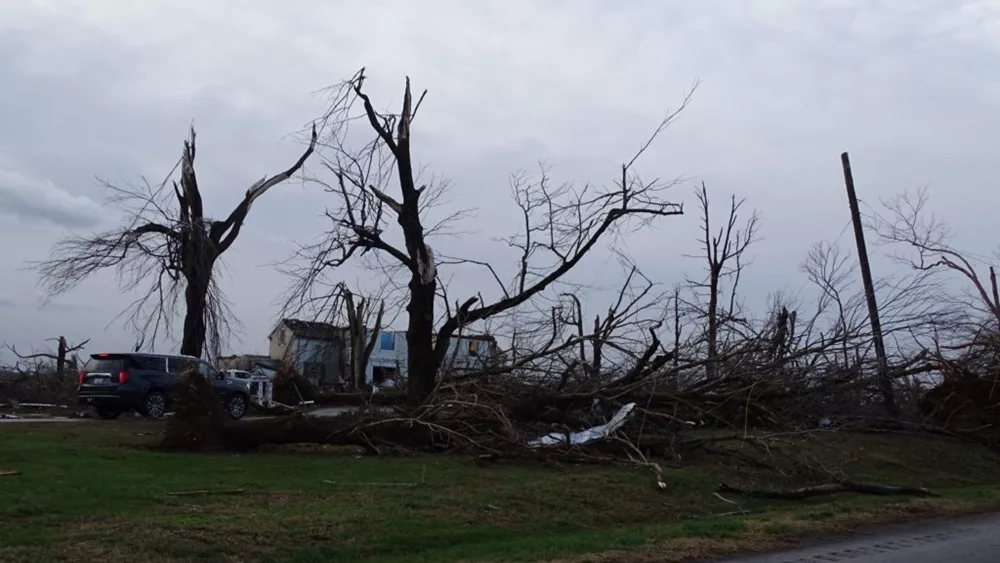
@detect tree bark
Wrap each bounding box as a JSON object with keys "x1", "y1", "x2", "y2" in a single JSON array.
[
  {"x1": 56, "y1": 337, "x2": 67, "y2": 377},
  {"x1": 407, "y1": 279, "x2": 437, "y2": 404},
  {"x1": 180, "y1": 268, "x2": 211, "y2": 358},
  {"x1": 706, "y1": 266, "x2": 720, "y2": 378}
]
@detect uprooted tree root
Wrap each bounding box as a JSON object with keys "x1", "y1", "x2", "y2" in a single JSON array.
[{"x1": 161, "y1": 369, "x2": 229, "y2": 450}]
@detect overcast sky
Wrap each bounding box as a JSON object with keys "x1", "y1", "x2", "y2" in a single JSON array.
[{"x1": 1, "y1": 0, "x2": 999, "y2": 363}]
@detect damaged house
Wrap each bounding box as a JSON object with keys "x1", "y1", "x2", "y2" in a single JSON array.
[
  {"x1": 268, "y1": 319, "x2": 348, "y2": 386},
  {"x1": 267, "y1": 318, "x2": 498, "y2": 388}
]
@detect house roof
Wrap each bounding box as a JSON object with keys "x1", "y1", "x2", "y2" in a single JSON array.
[
  {"x1": 464, "y1": 334, "x2": 497, "y2": 342},
  {"x1": 275, "y1": 319, "x2": 345, "y2": 341}
]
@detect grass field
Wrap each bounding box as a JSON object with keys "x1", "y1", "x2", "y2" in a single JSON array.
[{"x1": 3, "y1": 421, "x2": 1000, "y2": 562}]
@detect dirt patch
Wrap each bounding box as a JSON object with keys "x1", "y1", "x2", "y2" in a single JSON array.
[{"x1": 54, "y1": 540, "x2": 175, "y2": 563}]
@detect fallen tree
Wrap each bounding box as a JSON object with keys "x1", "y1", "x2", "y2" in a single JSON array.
[{"x1": 717, "y1": 481, "x2": 938, "y2": 500}]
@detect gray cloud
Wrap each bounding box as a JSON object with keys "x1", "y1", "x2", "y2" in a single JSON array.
[{"x1": 0, "y1": 167, "x2": 104, "y2": 228}]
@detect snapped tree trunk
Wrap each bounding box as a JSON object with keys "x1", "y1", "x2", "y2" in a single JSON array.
[
  {"x1": 55, "y1": 337, "x2": 67, "y2": 377},
  {"x1": 592, "y1": 315, "x2": 604, "y2": 380},
  {"x1": 706, "y1": 266, "x2": 720, "y2": 378},
  {"x1": 344, "y1": 287, "x2": 383, "y2": 389}
]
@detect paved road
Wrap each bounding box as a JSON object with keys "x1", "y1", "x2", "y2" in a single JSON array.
[
  {"x1": 0, "y1": 416, "x2": 92, "y2": 423},
  {"x1": 717, "y1": 513, "x2": 1000, "y2": 562},
  {"x1": 0, "y1": 405, "x2": 356, "y2": 423}
]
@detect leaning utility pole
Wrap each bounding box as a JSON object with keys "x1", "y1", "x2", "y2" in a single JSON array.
[{"x1": 840, "y1": 152, "x2": 898, "y2": 418}]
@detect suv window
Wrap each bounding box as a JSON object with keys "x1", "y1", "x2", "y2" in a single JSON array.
[
  {"x1": 132, "y1": 356, "x2": 167, "y2": 371},
  {"x1": 82, "y1": 357, "x2": 126, "y2": 372},
  {"x1": 197, "y1": 360, "x2": 221, "y2": 380},
  {"x1": 167, "y1": 357, "x2": 197, "y2": 374}
]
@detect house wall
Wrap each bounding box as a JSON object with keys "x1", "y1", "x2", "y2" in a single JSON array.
[
  {"x1": 364, "y1": 331, "x2": 492, "y2": 385},
  {"x1": 268, "y1": 325, "x2": 294, "y2": 361},
  {"x1": 366, "y1": 330, "x2": 408, "y2": 384},
  {"x1": 293, "y1": 337, "x2": 343, "y2": 387},
  {"x1": 266, "y1": 321, "x2": 492, "y2": 388}
]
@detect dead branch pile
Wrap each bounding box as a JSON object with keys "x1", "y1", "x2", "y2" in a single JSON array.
[
  {"x1": 162, "y1": 344, "x2": 933, "y2": 463},
  {"x1": 270, "y1": 367, "x2": 403, "y2": 408},
  {"x1": 0, "y1": 369, "x2": 77, "y2": 405}
]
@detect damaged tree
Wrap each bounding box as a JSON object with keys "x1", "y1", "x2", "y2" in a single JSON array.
[
  {"x1": 1, "y1": 336, "x2": 91, "y2": 404},
  {"x1": 36, "y1": 127, "x2": 317, "y2": 358},
  {"x1": 874, "y1": 188, "x2": 1000, "y2": 425},
  {"x1": 684, "y1": 184, "x2": 759, "y2": 378},
  {"x1": 342, "y1": 284, "x2": 385, "y2": 389},
  {"x1": 290, "y1": 68, "x2": 688, "y2": 405},
  {"x1": 4, "y1": 336, "x2": 90, "y2": 377}
]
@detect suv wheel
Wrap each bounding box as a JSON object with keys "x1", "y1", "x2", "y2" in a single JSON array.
[
  {"x1": 142, "y1": 391, "x2": 168, "y2": 418},
  {"x1": 226, "y1": 394, "x2": 248, "y2": 420},
  {"x1": 95, "y1": 408, "x2": 121, "y2": 420}
]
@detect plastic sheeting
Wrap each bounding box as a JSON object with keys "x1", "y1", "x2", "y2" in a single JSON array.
[{"x1": 529, "y1": 402, "x2": 636, "y2": 447}]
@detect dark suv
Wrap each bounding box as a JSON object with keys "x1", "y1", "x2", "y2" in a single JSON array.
[{"x1": 77, "y1": 353, "x2": 250, "y2": 420}]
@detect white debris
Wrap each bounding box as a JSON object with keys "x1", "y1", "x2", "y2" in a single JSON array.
[
  {"x1": 529, "y1": 402, "x2": 636, "y2": 447},
  {"x1": 417, "y1": 243, "x2": 436, "y2": 285}
]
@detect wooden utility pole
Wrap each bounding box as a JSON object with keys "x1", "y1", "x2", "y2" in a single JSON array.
[{"x1": 840, "y1": 152, "x2": 898, "y2": 418}]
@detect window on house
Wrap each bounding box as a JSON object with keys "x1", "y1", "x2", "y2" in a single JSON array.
[{"x1": 380, "y1": 332, "x2": 396, "y2": 351}]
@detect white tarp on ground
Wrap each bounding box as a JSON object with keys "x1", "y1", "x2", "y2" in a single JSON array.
[{"x1": 529, "y1": 402, "x2": 636, "y2": 447}]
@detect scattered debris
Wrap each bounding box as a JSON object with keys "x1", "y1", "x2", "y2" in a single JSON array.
[
  {"x1": 0, "y1": 470, "x2": 21, "y2": 477},
  {"x1": 322, "y1": 480, "x2": 418, "y2": 488},
  {"x1": 530, "y1": 402, "x2": 636, "y2": 447},
  {"x1": 713, "y1": 492, "x2": 740, "y2": 506},
  {"x1": 166, "y1": 488, "x2": 245, "y2": 497}
]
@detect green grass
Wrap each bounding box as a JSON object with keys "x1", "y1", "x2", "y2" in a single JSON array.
[{"x1": 3, "y1": 422, "x2": 1000, "y2": 562}]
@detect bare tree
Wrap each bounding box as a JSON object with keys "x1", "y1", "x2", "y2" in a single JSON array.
[
  {"x1": 4, "y1": 336, "x2": 90, "y2": 377},
  {"x1": 874, "y1": 189, "x2": 1000, "y2": 331},
  {"x1": 556, "y1": 261, "x2": 669, "y2": 384},
  {"x1": 291, "y1": 69, "x2": 689, "y2": 405},
  {"x1": 35, "y1": 127, "x2": 317, "y2": 359},
  {"x1": 685, "y1": 183, "x2": 759, "y2": 378}
]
